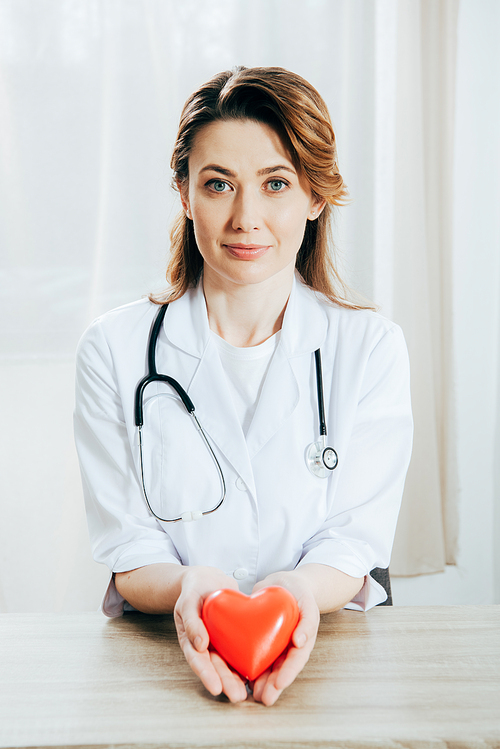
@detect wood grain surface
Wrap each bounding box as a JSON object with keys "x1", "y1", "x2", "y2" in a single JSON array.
[{"x1": 0, "y1": 606, "x2": 499, "y2": 748}]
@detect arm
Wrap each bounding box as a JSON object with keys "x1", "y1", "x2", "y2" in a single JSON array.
[
  {"x1": 116, "y1": 561, "x2": 362, "y2": 706},
  {"x1": 115, "y1": 560, "x2": 361, "y2": 614},
  {"x1": 74, "y1": 317, "x2": 184, "y2": 613},
  {"x1": 115, "y1": 563, "x2": 248, "y2": 703},
  {"x1": 114, "y1": 563, "x2": 187, "y2": 613},
  {"x1": 255, "y1": 563, "x2": 365, "y2": 614}
]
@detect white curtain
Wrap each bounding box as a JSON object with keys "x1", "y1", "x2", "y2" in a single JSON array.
[
  {"x1": 384, "y1": 0, "x2": 460, "y2": 575},
  {"x1": 1, "y1": 0, "x2": 492, "y2": 611}
]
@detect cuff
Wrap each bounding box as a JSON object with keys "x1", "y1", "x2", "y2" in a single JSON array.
[
  {"x1": 296, "y1": 542, "x2": 389, "y2": 611},
  {"x1": 296, "y1": 539, "x2": 377, "y2": 579},
  {"x1": 101, "y1": 572, "x2": 126, "y2": 618},
  {"x1": 343, "y1": 573, "x2": 387, "y2": 611}
]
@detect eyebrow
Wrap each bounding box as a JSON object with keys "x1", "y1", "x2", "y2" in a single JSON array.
[{"x1": 199, "y1": 164, "x2": 297, "y2": 178}]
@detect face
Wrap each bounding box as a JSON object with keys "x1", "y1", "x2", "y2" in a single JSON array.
[{"x1": 178, "y1": 119, "x2": 325, "y2": 292}]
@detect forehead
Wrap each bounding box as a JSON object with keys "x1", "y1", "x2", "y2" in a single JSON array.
[{"x1": 188, "y1": 119, "x2": 294, "y2": 171}]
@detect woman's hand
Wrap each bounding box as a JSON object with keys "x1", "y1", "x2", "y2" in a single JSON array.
[
  {"x1": 173, "y1": 566, "x2": 248, "y2": 703},
  {"x1": 249, "y1": 571, "x2": 320, "y2": 707},
  {"x1": 116, "y1": 562, "x2": 362, "y2": 706}
]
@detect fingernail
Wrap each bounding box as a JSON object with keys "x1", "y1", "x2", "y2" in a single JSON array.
[
  {"x1": 194, "y1": 636, "x2": 203, "y2": 650},
  {"x1": 296, "y1": 633, "x2": 306, "y2": 647}
]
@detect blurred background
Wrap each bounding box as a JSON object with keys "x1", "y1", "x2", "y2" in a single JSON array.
[{"x1": 0, "y1": 0, "x2": 499, "y2": 612}]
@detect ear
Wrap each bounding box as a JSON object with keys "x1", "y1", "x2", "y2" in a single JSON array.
[
  {"x1": 176, "y1": 178, "x2": 192, "y2": 220},
  {"x1": 308, "y1": 198, "x2": 327, "y2": 221}
]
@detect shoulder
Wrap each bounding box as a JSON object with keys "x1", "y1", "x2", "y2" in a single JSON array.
[
  {"x1": 325, "y1": 303, "x2": 410, "y2": 392},
  {"x1": 299, "y1": 281, "x2": 404, "y2": 351},
  {"x1": 88, "y1": 297, "x2": 158, "y2": 337},
  {"x1": 331, "y1": 304, "x2": 403, "y2": 346},
  {"x1": 76, "y1": 298, "x2": 159, "y2": 364},
  {"x1": 303, "y1": 292, "x2": 412, "y2": 404}
]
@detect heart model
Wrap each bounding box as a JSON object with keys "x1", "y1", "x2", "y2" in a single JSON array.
[{"x1": 201, "y1": 586, "x2": 300, "y2": 681}]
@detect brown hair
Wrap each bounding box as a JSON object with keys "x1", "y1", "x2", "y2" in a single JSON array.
[{"x1": 151, "y1": 66, "x2": 372, "y2": 310}]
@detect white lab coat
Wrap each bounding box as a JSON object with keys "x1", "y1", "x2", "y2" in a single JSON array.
[{"x1": 74, "y1": 274, "x2": 413, "y2": 616}]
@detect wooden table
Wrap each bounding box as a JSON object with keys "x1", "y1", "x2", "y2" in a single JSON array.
[{"x1": 1, "y1": 606, "x2": 499, "y2": 748}]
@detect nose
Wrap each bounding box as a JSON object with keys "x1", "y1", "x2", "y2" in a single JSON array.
[{"x1": 231, "y1": 189, "x2": 260, "y2": 233}]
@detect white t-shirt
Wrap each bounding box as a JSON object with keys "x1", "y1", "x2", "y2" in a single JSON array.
[{"x1": 212, "y1": 331, "x2": 281, "y2": 436}]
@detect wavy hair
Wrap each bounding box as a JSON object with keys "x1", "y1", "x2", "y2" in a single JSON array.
[{"x1": 151, "y1": 66, "x2": 372, "y2": 310}]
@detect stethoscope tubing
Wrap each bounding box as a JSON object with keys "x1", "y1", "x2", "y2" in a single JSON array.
[
  {"x1": 135, "y1": 303, "x2": 337, "y2": 523},
  {"x1": 135, "y1": 303, "x2": 226, "y2": 522},
  {"x1": 314, "y1": 349, "x2": 327, "y2": 437},
  {"x1": 137, "y1": 411, "x2": 226, "y2": 523}
]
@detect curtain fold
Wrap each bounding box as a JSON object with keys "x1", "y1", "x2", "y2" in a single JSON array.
[{"x1": 389, "y1": 0, "x2": 459, "y2": 575}]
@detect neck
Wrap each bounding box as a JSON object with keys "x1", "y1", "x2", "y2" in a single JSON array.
[{"x1": 203, "y1": 267, "x2": 294, "y2": 347}]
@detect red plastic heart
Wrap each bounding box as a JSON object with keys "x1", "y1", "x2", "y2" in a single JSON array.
[{"x1": 201, "y1": 586, "x2": 300, "y2": 681}]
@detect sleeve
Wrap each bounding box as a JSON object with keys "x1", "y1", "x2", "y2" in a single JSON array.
[
  {"x1": 74, "y1": 319, "x2": 182, "y2": 616},
  {"x1": 296, "y1": 324, "x2": 413, "y2": 610}
]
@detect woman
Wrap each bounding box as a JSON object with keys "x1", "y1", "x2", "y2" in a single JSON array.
[{"x1": 74, "y1": 66, "x2": 413, "y2": 706}]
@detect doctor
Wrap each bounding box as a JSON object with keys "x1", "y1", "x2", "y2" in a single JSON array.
[{"x1": 74, "y1": 66, "x2": 413, "y2": 706}]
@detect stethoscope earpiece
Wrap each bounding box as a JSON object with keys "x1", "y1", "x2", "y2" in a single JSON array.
[{"x1": 306, "y1": 438, "x2": 338, "y2": 479}]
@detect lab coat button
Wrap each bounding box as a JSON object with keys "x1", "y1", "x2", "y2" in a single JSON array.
[
  {"x1": 233, "y1": 568, "x2": 248, "y2": 580},
  {"x1": 235, "y1": 477, "x2": 247, "y2": 491}
]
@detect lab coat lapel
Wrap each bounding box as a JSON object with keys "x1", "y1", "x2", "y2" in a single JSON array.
[
  {"x1": 245, "y1": 275, "x2": 328, "y2": 458},
  {"x1": 188, "y1": 341, "x2": 255, "y2": 491},
  {"x1": 164, "y1": 283, "x2": 254, "y2": 491},
  {"x1": 245, "y1": 345, "x2": 299, "y2": 459},
  {"x1": 163, "y1": 283, "x2": 208, "y2": 358}
]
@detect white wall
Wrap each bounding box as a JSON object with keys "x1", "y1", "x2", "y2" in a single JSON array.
[{"x1": 392, "y1": 0, "x2": 500, "y2": 606}]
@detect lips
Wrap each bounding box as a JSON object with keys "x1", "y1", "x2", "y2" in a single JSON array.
[{"x1": 224, "y1": 243, "x2": 270, "y2": 259}]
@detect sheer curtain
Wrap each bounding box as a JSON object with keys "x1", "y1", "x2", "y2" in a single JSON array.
[
  {"x1": 384, "y1": 0, "x2": 460, "y2": 575},
  {"x1": 0, "y1": 0, "x2": 477, "y2": 611}
]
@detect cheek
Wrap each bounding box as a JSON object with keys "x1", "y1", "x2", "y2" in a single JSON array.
[
  {"x1": 273, "y1": 203, "x2": 309, "y2": 243},
  {"x1": 191, "y1": 209, "x2": 219, "y2": 248},
  {"x1": 191, "y1": 199, "x2": 228, "y2": 239}
]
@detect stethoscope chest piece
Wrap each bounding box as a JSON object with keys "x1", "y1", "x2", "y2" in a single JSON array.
[
  {"x1": 306, "y1": 438, "x2": 338, "y2": 479},
  {"x1": 307, "y1": 349, "x2": 338, "y2": 479}
]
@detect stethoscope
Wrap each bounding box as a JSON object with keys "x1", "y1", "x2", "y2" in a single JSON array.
[{"x1": 134, "y1": 304, "x2": 338, "y2": 523}]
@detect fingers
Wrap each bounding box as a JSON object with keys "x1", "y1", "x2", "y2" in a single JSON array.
[
  {"x1": 174, "y1": 586, "x2": 222, "y2": 696},
  {"x1": 175, "y1": 597, "x2": 209, "y2": 652},
  {"x1": 291, "y1": 596, "x2": 319, "y2": 651},
  {"x1": 252, "y1": 639, "x2": 313, "y2": 706},
  {"x1": 272, "y1": 634, "x2": 315, "y2": 692},
  {"x1": 252, "y1": 590, "x2": 320, "y2": 706},
  {"x1": 175, "y1": 566, "x2": 240, "y2": 650},
  {"x1": 251, "y1": 652, "x2": 286, "y2": 706},
  {"x1": 271, "y1": 598, "x2": 318, "y2": 693},
  {"x1": 173, "y1": 567, "x2": 248, "y2": 702},
  {"x1": 210, "y1": 651, "x2": 248, "y2": 703},
  {"x1": 176, "y1": 611, "x2": 247, "y2": 701},
  {"x1": 184, "y1": 639, "x2": 223, "y2": 696}
]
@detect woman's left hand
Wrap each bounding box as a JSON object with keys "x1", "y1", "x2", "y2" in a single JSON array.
[{"x1": 249, "y1": 571, "x2": 320, "y2": 706}]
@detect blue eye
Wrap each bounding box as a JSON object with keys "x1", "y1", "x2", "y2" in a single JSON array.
[
  {"x1": 210, "y1": 180, "x2": 228, "y2": 192},
  {"x1": 268, "y1": 180, "x2": 286, "y2": 192}
]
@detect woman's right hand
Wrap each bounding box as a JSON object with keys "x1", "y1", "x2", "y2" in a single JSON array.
[{"x1": 174, "y1": 566, "x2": 248, "y2": 703}]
